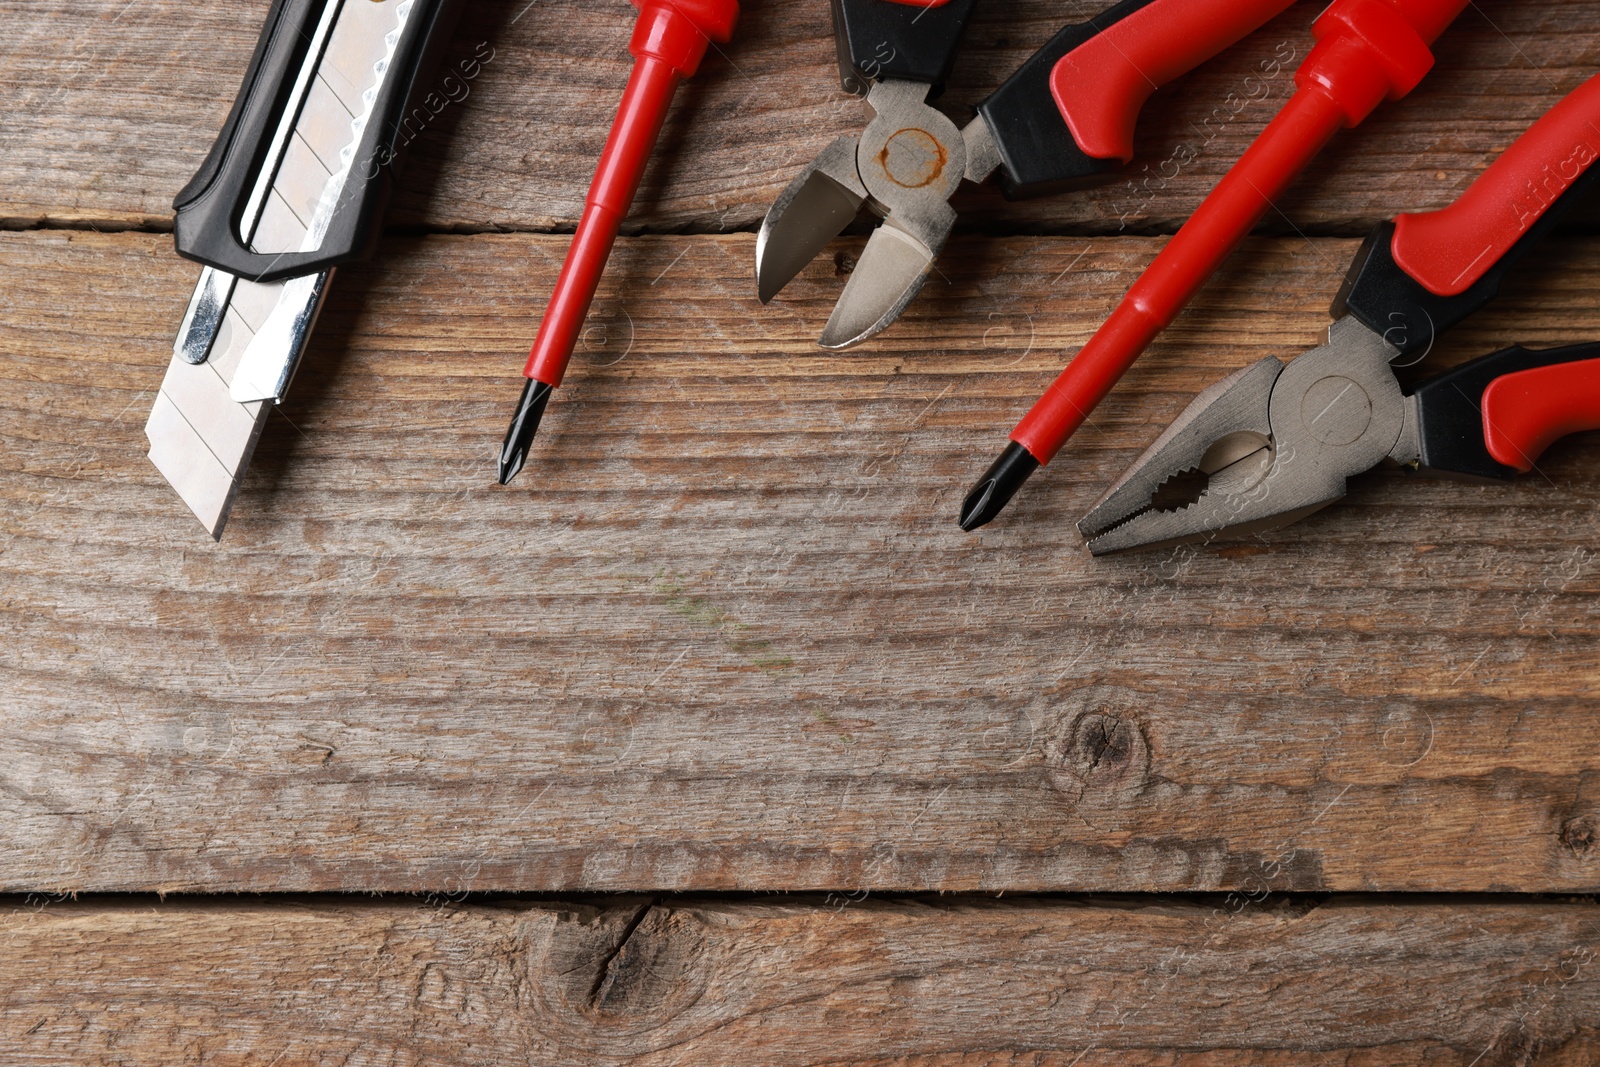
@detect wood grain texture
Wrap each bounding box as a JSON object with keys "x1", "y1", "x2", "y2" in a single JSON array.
[
  {"x1": 3, "y1": 228, "x2": 1597, "y2": 893},
  {"x1": 4, "y1": 0, "x2": 1600, "y2": 234},
  {"x1": 3, "y1": 896, "x2": 1599, "y2": 1065},
  {"x1": 9, "y1": 0, "x2": 1600, "y2": 1055}
]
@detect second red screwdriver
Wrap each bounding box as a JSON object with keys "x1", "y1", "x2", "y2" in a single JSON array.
[{"x1": 959, "y1": 0, "x2": 1471, "y2": 531}]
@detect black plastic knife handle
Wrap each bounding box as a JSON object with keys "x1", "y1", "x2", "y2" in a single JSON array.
[
  {"x1": 830, "y1": 0, "x2": 979, "y2": 96},
  {"x1": 173, "y1": 0, "x2": 466, "y2": 283}
]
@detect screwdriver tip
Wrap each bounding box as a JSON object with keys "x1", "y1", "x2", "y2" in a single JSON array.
[
  {"x1": 958, "y1": 442, "x2": 1040, "y2": 532},
  {"x1": 497, "y1": 378, "x2": 554, "y2": 485}
]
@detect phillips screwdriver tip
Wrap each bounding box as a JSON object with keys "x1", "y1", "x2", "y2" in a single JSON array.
[
  {"x1": 958, "y1": 442, "x2": 1040, "y2": 532},
  {"x1": 497, "y1": 378, "x2": 554, "y2": 486}
]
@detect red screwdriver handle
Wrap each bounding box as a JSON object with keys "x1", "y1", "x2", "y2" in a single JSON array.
[
  {"x1": 1392, "y1": 73, "x2": 1600, "y2": 297},
  {"x1": 1482, "y1": 357, "x2": 1600, "y2": 473},
  {"x1": 1010, "y1": 0, "x2": 1468, "y2": 466},
  {"x1": 1050, "y1": 0, "x2": 1298, "y2": 165},
  {"x1": 632, "y1": 0, "x2": 739, "y2": 75},
  {"x1": 1298, "y1": 0, "x2": 1442, "y2": 122},
  {"x1": 523, "y1": 0, "x2": 739, "y2": 388}
]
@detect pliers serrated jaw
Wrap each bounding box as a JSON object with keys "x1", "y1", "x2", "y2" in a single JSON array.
[{"x1": 1080, "y1": 317, "x2": 1409, "y2": 555}]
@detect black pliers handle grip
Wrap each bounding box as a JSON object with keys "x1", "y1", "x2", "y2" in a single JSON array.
[
  {"x1": 979, "y1": 0, "x2": 1297, "y2": 198},
  {"x1": 830, "y1": 0, "x2": 980, "y2": 94}
]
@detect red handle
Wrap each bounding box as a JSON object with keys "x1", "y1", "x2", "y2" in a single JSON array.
[
  {"x1": 1482, "y1": 358, "x2": 1600, "y2": 472},
  {"x1": 630, "y1": 0, "x2": 739, "y2": 76},
  {"x1": 523, "y1": 0, "x2": 739, "y2": 387},
  {"x1": 1050, "y1": 0, "x2": 1297, "y2": 165},
  {"x1": 1298, "y1": 0, "x2": 1455, "y2": 124},
  {"x1": 1012, "y1": 0, "x2": 1468, "y2": 465},
  {"x1": 1392, "y1": 73, "x2": 1600, "y2": 297}
]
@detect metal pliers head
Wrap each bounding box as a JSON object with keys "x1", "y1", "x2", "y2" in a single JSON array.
[
  {"x1": 1079, "y1": 317, "x2": 1412, "y2": 555},
  {"x1": 1081, "y1": 69, "x2": 1600, "y2": 556},
  {"x1": 756, "y1": 78, "x2": 1000, "y2": 350},
  {"x1": 754, "y1": 0, "x2": 982, "y2": 349}
]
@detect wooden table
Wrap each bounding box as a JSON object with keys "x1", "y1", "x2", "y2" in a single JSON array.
[{"x1": 3, "y1": 0, "x2": 1598, "y2": 1061}]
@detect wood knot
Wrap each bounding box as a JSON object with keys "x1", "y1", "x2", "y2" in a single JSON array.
[
  {"x1": 1052, "y1": 710, "x2": 1149, "y2": 791},
  {"x1": 1073, "y1": 713, "x2": 1137, "y2": 774},
  {"x1": 1043, "y1": 694, "x2": 1153, "y2": 824},
  {"x1": 1561, "y1": 815, "x2": 1596, "y2": 856},
  {"x1": 833, "y1": 250, "x2": 857, "y2": 276},
  {"x1": 520, "y1": 900, "x2": 708, "y2": 1051}
]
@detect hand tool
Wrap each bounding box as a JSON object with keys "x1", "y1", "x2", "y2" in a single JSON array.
[
  {"x1": 496, "y1": 0, "x2": 741, "y2": 486},
  {"x1": 1078, "y1": 71, "x2": 1600, "y2": 555},
  {"x1": 959, "y1": 0, "x2": 1472, "y2": 533},
  {"x1": 756, "y1": 0, "x2": 1298, "y2": 351},
  {"x1": 148, "y1": 0, "x2": 467, "y2": 538}
]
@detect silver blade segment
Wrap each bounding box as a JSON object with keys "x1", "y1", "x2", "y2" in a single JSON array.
[
  {"x1": 819, "y1": 78, "x2": 961, "y2": 349},
  {"x1": 149, "y1": 0, "x2": 414, "y2": 537}
]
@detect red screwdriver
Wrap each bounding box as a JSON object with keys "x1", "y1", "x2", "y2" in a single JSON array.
[
  {"x1": 499, "y1": 0, "x2": 741, "y2": 485},
  {"x1": 958, "y1": 0, "x2": 1471, "y2": 531}
]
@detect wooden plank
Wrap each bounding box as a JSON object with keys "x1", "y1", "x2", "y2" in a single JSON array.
[
  {"x1": 5, "y1": 0, "x2": 1600, "y2": 234},
  {"x1": 3, "y1": 896, "x2": 1598, "y2": 1064},
  {"x1": 3, "y1": 228, "x2": 1598, "y2": 893}
]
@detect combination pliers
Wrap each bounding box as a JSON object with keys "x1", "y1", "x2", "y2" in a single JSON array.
[{"x1": 1080, "y1": 70, "x2": 1600, "y2": 555}]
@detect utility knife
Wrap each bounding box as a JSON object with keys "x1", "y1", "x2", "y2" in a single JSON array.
[{"x1": 148, "y1": 0, "x2": 466, "y2": 538}]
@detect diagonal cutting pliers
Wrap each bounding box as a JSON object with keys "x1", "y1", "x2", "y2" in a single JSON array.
[
  {"x1": 1079, "y1": 70, "x2": 1600, "y2": 555},
  {"x1": 756, "y1": 0, "x2": 1298, "y2": 350}
]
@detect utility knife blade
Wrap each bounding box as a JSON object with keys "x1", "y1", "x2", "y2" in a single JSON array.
[{"x1": 148, "y1": 0, "x2": 465, "y2": 539}]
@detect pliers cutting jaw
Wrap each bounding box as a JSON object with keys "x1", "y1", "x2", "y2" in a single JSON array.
[
  {"x1": 1079, "y1": 317, "x2": 1410, "y2": 555},
  {"x1": 756, "y1": 78, "x2": 980, "y2": 349}
]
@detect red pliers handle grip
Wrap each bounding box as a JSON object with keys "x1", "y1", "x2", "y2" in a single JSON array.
[
  {"x1": 1401, "y1": 342, "x2": 1600, "y2": 480},
  {"x1": 1482, "y1": 354, "x2": 1600, "y2": 472},
  {"x1": 1049, "y1": 0, "x2": 1297, "y2": 165},
  {"x1": 976, "y1": 0, "x2": 1297, "y2": 199},
  {"x1": 1337, "y1": 69, "x2": 1600, "y2": 358},
  {"x1": 1332, "y1": 71, "x2": 1600, "y2": 478}
]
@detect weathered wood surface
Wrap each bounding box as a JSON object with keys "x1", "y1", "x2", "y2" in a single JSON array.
[
  {"x1": 4, "y1": 896, "x2": 1599, "y2": 1065},
  {"x1": 4, "y1": 0, "x2": 1600, "y2": 234},
  {"x1": 4, "y1": 228, "x2": 1598, "y2": 893},
  {"x1": 8, "y1": 0, "x2": 1600, "y2": 1056}
]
